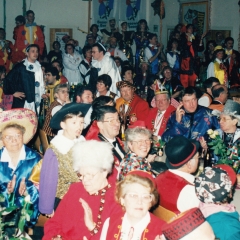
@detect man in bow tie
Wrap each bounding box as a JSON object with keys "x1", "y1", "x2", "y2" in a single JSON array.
[
  {"x1": 145, "y1": 88, "x2": 176, "y2": 139},
  {"x1": 13, "y1": 10, "x2": 45, "y2": 63},
  {"x1": 223, "y1": 37, "x2": 240, "y2": 87},
  {"x1": 144, "y1": 33, "x2": 164, "y2": 74}
]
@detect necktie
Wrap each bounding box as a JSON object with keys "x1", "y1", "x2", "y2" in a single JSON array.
[{"x1": 127, "y1": 227, "x2": 134, "y2": 240}]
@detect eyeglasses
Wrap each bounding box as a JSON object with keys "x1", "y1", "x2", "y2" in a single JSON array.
[
  {"x1": 125, "y1": 192, "x2": 153, "y2": 203},
  {"x1": 78, "y1": 171, "x2": 100, "y2": 181},
  {"x1": 131, "y1": 139, "x2": 152, "y2": 145},
  {"x1": 59, "y1": 90, "x2": 69, "y2": 94},
  {"x1": 218, "y1": 117, "x2": 232, "y2": 122},
  {"x1": 3, "y1": 134, "x2": 22, "y2": 142},
  {"x1": 102, "y1": 118, "x2": 120, "y2": 126}
]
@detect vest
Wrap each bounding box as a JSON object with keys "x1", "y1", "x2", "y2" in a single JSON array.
[
  {"x1": 148, "y1": 46, "x2": 159, "y2": 74},
  {"x1": 42, "y1": 100, "x2": 62, "y2": 137},
  {"x1": 213, "y1": 61, "x2": 225, "y2": 84},
  {"x1": 50, "y1": 144, "x2": 79, "y2": 199},
  {"x1": 156, "y1": 170, "x2": 192, "y2": 214}
]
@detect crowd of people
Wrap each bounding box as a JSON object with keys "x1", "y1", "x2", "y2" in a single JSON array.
[{"x1": 0, "y1": 9, "x2": 240, "y2": 240}]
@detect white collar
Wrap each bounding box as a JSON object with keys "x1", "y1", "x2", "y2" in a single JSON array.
[
  {"x1": 120, "y1": 212, "x2": 150, "y2": 240},
  {"x1": 169, "y1": 169, "x2": 195, "y2": 184},
  {"x1": 1, "y1": 145, "x2": 26, "y2": 170},
  {"x1": 96, "y1": 90, "x2": 110, "y2": 97},
  {"x1": 103, "y1": 135, "x2": 116, "y2": 144},
  {"x1": 23, "y1": 58, "x2": 41, "y2": 72},
  {"x1": 50, "y1": 130, "x2": 85, "y2": 154},
  {"x1": 215, "y1": 58, "x2": 222, "y2": 64},
  {"x1": 149, "y1": 43, "x2": 157, "y2": 48}
]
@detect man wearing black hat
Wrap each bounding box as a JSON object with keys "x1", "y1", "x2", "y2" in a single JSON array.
[{"x1": 156, "y1": 135, "x2": 200, "y2": 214}]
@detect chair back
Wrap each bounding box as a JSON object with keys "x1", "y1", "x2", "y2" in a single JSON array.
[
  {"x1": 153, "y1": 205, "x2": 177, "y2": 222},
  {"x1": 39, "y1": 129, "x2": 49, "y2": 154}
]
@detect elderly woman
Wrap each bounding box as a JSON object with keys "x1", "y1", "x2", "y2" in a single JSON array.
[
  {"x1": 43, "y1": 140, "x2": 121, "y2": 239},
  {"x1": 0, "y1": 109, "x2": 41, "y2": 229},
  {"x1": 119, "y1": 122, "x2": 153, "y2": 180},
  {"x1": 100, "y1": 170, "x2": 165, "y2": 239},
  {"x1": 62, "y1": 43, "x2": 82, "y2": 85}
]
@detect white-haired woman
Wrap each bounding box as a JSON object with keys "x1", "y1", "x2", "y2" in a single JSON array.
[
  {"x1": 119, "y1": 122, "x2": 154, "y2": 180},
  {"x1": 43, "y1": 140, "x2": 121, "y2": 240},
  {"x1": 100, "y1": 170, "x2": 165, "y2": 239}
]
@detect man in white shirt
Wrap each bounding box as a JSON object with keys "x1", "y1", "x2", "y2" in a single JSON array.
[
  {"x1": 156, "y1": 136, "x2": 200, "y2": 213},
  {"x1": 91, "y1": 42, "x2": 121, "y2": 94}
]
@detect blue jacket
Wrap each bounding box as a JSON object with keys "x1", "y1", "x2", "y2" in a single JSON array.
[{"x1": 162, "y1": 105, "x2": 220, "y2": 142}]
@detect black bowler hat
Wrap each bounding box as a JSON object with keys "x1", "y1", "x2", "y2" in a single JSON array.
[
  {"x1": 165, "y1": 136, "x2": 200, "y2": 169},
  {"x1": 50, "y1": 103, "x2": 91, "y2": 129}
]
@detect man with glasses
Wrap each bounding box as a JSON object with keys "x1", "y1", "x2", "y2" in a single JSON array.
[
  {"x1": 208, "y1": 84, "x2": 228, "y2": 112},
  {"x1": 156, "y1": 136, "x2": 201, "y2": 214},
  {"x1": 162, "y1": 87, "x2": 220, "y2": 143},
  {"x1": 145, "y1": 89, "x2": 176, "y2": 139},
  {"x1": 91, "y1": 42, "x2": 121, "y2": 94}
]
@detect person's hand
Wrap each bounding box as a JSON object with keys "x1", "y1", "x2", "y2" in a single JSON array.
[
  {"x1": 13, "y1": 92, "x2": 25, "y2": 99},
  {"x1": 79, "y1": 198, "x2": 95, "y2": 231},
  {"x1": 147, "y1": 154, "x2": 156, "y2": 163},
  {"x1": 201, "y1": 31, "x2": 208, "y2": 40},
  {"x1": 46, "y1": 210, "x2": 54, "y2": 218},
  {"x1": 199, "y1": 136, "x2": 208, "y2": 151},
  {"x1": 19, "y1": 177, "x2": 27, "y2": 196},
  {"x1": 41, "y1": 94, "x2": 48, "y2": 99},
  {"x1": 176, "y1": 103, "x2": 185, "y2": 123},
  {"x1": 7, "y1": 174, "x2": 16, "y2": 194},
  {"x1": 155, "y1": 235, "x2": 166, "y2": 240}
]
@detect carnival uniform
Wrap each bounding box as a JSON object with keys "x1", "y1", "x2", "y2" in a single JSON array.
[
  {"x1": 180, "y1": 33, "x2": 204, "y2": 87},
  {"x1": 116, "y1": 93, "x2": 149, "y2": 125},
  {"x1": 159, "y1": 77, "x2": 183, "y2": 98},
  {"x1": 167, "y1": 51, "x2": 180, "y2": 79},
  {"x1": 208, "y1": 100, "x2": 224, "y2": 112},
  {"x1": 43, "y1": 182, "x2": 122, "y2": 240},
  {"x1": 39, "y1": 130, "x2": 85, "y2": 215},
  {"x1": 144, "y1": 44, "x2": 159, "y2": 74},
  {"x1": 0, "y1": 145, "x2": 42, "y2": 228},
  {"x1": 100, "y1": 211, "x2": 165, "y2": 240},
  {"x1": 62, "y1": 51, "x2": 82, "y2": 85},
  {"x1": 145, "y1": 105, "x2": 176, "y2": 137},
  {"x1": 156, "y1": 170, "x2": 200, "y2": 214},
  {"x1": 0, "y1": 39, "x2": 14, "y2": 72},
  {"x1": 13, "y1": 23, "x2": 45, "y2": 63},
  {"x1": 207, "y1": 58, "x2": 227, "y2": 85},
  {"x1": 79, "y1": 58, "x2": 91, "y2": 85},
  {"x1": 107, "y1": 47, "x2": 128, "y2": 62},
  {"x1": 162, "y1": 105, "x2": 220, "y2": 142},
  {"x1": 92, "y1": 52, "x2": 121, "y2": 94}
]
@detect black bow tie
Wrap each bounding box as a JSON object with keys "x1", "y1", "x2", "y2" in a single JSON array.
[{"x1": 112, "y1": 141, "x2": 117, "y2": 147}]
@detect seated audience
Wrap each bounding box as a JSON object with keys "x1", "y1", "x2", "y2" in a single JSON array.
[
  {"x1": 198, "y1": 77, "x2": 220, "y2": 107},
  {"x1": 145, "y1": 89, "x2": 176, "y2": 138},
  {"x1": 75, "y1": 85, "x2": 93, "y2": 104},
  {"x1": 0, "y1": 109, "x2": 42, "y2": 231},
  {"x1": 208, "y1": 84, "x2": 228, "y2": 111},
  {"x1": 161, "y1": 208, "x2": 215, "y2": 240},
  {"x1": 195, "y1": 165, "x2": 240, "y2": 239},
  {"x1": 119, "y1": 122, "x2": 153, "y2": 180},
  {"x1": 47, "y1": 41, "x2": 62, "y2": 63},
  {"x1": 42, "y1": 84, "x2": 70, "y2": 141},
  {"x1": 62, "y1": 43, "x2": 82, "y2": 85},
  {"x1": 116, "y1": 81, "x2": 149, "y2": 126},
  {"x1": 96, "y1": 74, "x2": 119, "y2": 100},
  {"x1": 39, "y1": 103, "x2": 91, "y2": 217},
  {"x1": 156, "y1": 136, "x2": 200, "y2": 213},
  {"x1": 162, "y1": 87, "x2": 220, "y2": 143},
  {"x1": 51, "y1": 60, "x2": 68, "y2": 83},
  {"x1": 100, "y1": 171, "x2": 165, "y2": 239},
  {"x1": 43, "y1": 140, "x2": 121, "y2": 239},
  {"x1": 79, "y1": 45, "x2": 92, "y2": 85},
  {"x1": 121, "y1": 65, "x2": 133, "y2": 83}
]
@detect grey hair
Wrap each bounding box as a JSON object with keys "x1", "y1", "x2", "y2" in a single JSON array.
[
  {"x1": 54, "y1": 83, "x2": 69, "y2": 95},
  {"x1": 125, "y1": 127, "x2": 152, "y2": 151},
  {"x1": 155, "y1": 92, "x2": 170, "y2": 100},
  {"x1": 72, "y1": 140, "x2": 114, "y2": 173}
]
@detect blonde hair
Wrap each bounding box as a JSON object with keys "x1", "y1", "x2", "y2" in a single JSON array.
[
  {"x1": 1, "y1": 123, "x2": 25, "y2": 138},
  {"x1": 115, "y1": 174, "x2": 158, "y2": 207}
]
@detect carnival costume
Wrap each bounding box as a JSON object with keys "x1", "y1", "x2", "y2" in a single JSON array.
[
  {"x1": 167, "y1": 51, "x2": 180, "y2": 79},
  {"x1": 0, "y1": 39, "x2": 13, "y2": 72}
]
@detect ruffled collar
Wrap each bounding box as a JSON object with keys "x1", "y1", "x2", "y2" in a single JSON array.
[
  {"x1": 23, "y1": 58, "x2": 41, "y2": 72},
  {"x1": 50, "y1": 130, "x2": 85, "y2": 154}
]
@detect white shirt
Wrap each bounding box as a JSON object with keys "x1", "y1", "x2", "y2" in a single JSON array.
[
  {"x1": 96, "y1": 90, "x2": 119, "y2": 101},
  {"x1": 169, "y1": 169, "x2": 200, "y2": 212},
  {"x1": 50, "y1": 130, "x2": 85, "y2": 154},
  {"x1": 1, "y1": 146, "x2": 26, "y2": 171},
  {"x1": 107, "y1": 47, "x2": 128, "y2": 62},
  {"x1": 100, "y1": 212, "x2": 151, "y2": 240},
  {"x1": 198, "y1": 95, "x2": 211, "y2": 107},
  {"x1": 104, "y1": 136, "x2": 124, "y2": 160},
  {"x1": 153, "y1": 110, "x2": 166, "y2": 137},
  {"x1": 207, "y1": 58, "x2": 222, "y2": 78},
  {"x1": 144, "y1": 44, "x2": 157, "y2": 62}
]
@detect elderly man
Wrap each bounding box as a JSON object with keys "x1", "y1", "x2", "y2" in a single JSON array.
[
  {"x1": 162, "y1": 86, "x2": 219, "y2": 142},
  {"x1": 145, "y1": 89, "x2": 176, "y2": 138},
  {"x1": 156, "y1": 136, "x2": 201, "y2": 214},
  {"x1": 91, "y1": 42, "x2": 121, "y2": 94},
  {"x1": 208, "y1": 84, "x2": 228, "y2": 111},
  {"x1": 116, "y1": 81, "x2": 149, "y2": 126},
  {"x1": 198, "y1": 77, "x2": 220, "y2": 107}
]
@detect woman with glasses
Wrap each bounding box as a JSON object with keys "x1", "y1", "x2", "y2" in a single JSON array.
[
  {"x1": 119, "y1": 122, "x2": 153, "y2": 180},
  {"x1": 43, "y1": 140, "x2": 121, "y2": 240},
  {"x1": 0, "y1": 109, "x2": 41, "y2": 232},
  {"x1": 100, "y1": 170, "x2": 165, "y2": 239}
]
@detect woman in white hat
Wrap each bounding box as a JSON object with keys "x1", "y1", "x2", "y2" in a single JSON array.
[{"x1": 0, "y1": 108, "x2": 42, "y2": 230}]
